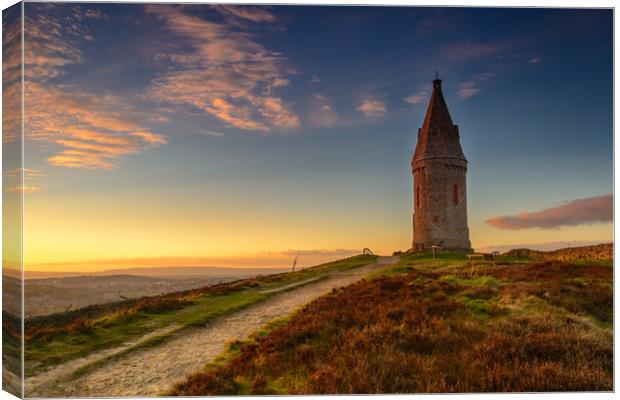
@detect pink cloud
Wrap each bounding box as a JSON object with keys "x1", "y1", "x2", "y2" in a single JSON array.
[
  {"x1": 307, "y1": 93, "x2": 339, "y2": 127},
  {"x1": 26, "y1": 82, "x2": 167, "y2": 170},
  {"x1": 486, "y1": 194, "x2": 613, "y2": 230},
  {"x1": 403, "y1": 86, "x2": 430, "y2": 105},
  {"x1": 3, "y1": 168, "x2": 43, "y2": 194},
  {"x1": 529, "y1": 55, "x2": 543, "y2": 64},
  {"x1": 146, "y1": 6, "x2": 299, "y2": 132},
  {"x1": 20, "y1": 5, "x2": 167, "y2": 170},
  {"x1": 3, "y1": 15, "x2": 22, "y2": 144},
  {"x1": 210, "y1": 5, "x2": 276, "y2": 24},
  {"x1": 357, "y1": 99, "x2": 387, "y2": 117},
  {"x1": 440, "y1": 40, "x2": 506, "y2": 63},
  {"x1": 457, "y1": 81, "x2": 480, "y2": 99}
]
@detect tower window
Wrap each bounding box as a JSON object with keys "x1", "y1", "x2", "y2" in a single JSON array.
[
  {"x1": 416, "y1": 185, "x2": 420, "y2": 208},
  {"x1": 453, "y1": 184, "x2": 459, "y2": 205}
]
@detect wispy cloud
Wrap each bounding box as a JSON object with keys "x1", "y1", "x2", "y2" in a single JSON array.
[
  {"x1": 440, "y1": 40, "x2": 507, "y2": 63},
  {"x1": 24, "y1": 4, "x2": 104, "y2": 81},
  {"x1": 414, "y1": 15, "x2": 453, "y2": 37},
  {"x1": 26, "y1": 82, "x2": 166, "y2": 170},
  {"x1": 403, "y1": 86, "x2": 430, "y2": 105},
  {"x1": 457, "y1": 72, "x2": 493, "y2": 99},
  {"x1": 307, "y1": 93, "x2": 339, "y2": 127},
  {"x1": 210, "y1": 4, "x2": 276, "y2": 24},
  {"x1": 529, "y1": 55, "x2": 543, "y2": 64},
  {"x1": 21, "y1": 4, "x2": 166, "y2": 170},
  {"x1": 3, "y1": 168, "x2": 43, "y2": 193},
  {"x1": 485, "y1": 194, "x2": 613, "y2": 230},
  {"x1": 309, "y1": 75, "x2": 321, "y2": 85},
  {"x1": 280, "y1": 248, "x2": 360, "y2": 257},
  {"x1": 3, "y1": 12, "x2": 23, "y2": 144},
  {"x1": 357, "y1": 99, "x2": 387, "y2": 117},
  {"x1": 198, "y1": 129, "x2": 225, "y2": 137},
  {"x1": 146, "y1": 5, "x2": 300, "y2": 132},
  {"x1": 26, "y1": 249, "x2": 363, "y2": 271},
  {"x1": 457, "y1": 81, "x2": 480, "y2": 99}
]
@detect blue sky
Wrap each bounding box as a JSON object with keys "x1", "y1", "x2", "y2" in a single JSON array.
[{"x1": 12, "y1": 4, "x2": 613, "y2": 269}]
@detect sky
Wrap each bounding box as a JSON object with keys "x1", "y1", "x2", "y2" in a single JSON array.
[{"x1": 2, "y1": 4, "x2": 613, "y2": 271}]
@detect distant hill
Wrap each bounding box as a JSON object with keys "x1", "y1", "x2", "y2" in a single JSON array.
[
  {"x1": 503, "y1": 242, "x2": 612, "y2": 262},
  {"x1": 24, "y1": 266, "x2": 290, "y2": 280},
  {"x1": 17, "y1": 268, "x2": 289, "y2": 316}
]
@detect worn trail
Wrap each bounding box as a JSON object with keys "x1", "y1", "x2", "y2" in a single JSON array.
[{"x1": 25, "y1": 256, "x2": 397, "y2": 397}]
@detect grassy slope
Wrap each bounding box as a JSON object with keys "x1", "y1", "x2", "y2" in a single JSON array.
[
  {"x1": 172, "y1": 252, "x2": 613, "y2": 395},
  {"x1": 24, "y1": 254, "x2": 377, "y2": 376}
]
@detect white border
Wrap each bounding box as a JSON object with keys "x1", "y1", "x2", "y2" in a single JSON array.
[{"x1": 0, "y1": 1, "x2": 616, "y2": 400}]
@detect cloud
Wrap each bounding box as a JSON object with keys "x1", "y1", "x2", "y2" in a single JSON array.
[
  {"x1": 198, "y1": 129, "x2": 225, "y2": 137},
  {"x1": 26, "y1": 249, "x2": 363, "y2": 271},
  {"x1": 4, "y1": 185, "x2": 40, "y2": 194},
  {"x1": 485, "y1": 194, "x2": 613, "y2": 230},
  {"x1": 24, "y1": 4, "x2": 103, "y2": 81},
  {"x1": 403, "y1": 94, "x2": 426, "y2": 105},
  {"x1": 3, "y1": 168, "x2": 42, "y2": 193},
  {"x1": 26, "y1": 82, "x2": 166, "y2": 170},
  {"x1": 307, "y1": 93, "x2": 339, "y2": 127},
  {"x1": 403, "y1": 87, "x2": 430, "y2": 105},
  {"x1": 529, "y1": 55, "x2": 543, "y2": 64},
  {"x1": 440, "y1": 40, "x2": 506, "y2": 63},
  {"x1": 357, "y1": 99, "x2": 387, "y2": 117},
  {"x1": 210, "y1": 4, "x2": 275, "y2": 24},
  {"x1": 457, "y1": 73, "x2": 493, "y2": 99},
  {"x1": 4, "y1": 168, "x2": 43, "y2": 180},
  {"x1": 280, "y1": 249, "x2": 360, "y2": 257},
  {"x1": 457, "y1": 81, "x2": 480, "y2": 99},
  {"x1": 309, "y1": 75, "x2": 321, "y2": 85},
  {"x1": 414, "y1": 15, "x2": 453, "y2": 36},
  {"x1": 3, "y1": 13, "x2": 22, "y2": 144},
  {"x1": 146, "y1": 5, "x2": 300, "y2": 132},
  {"x1": 129, "y1": 131, "x2": 167, "y2": 145},
  {"x1": 20, "y1": 4, "x2": 167, "y2": 170}
]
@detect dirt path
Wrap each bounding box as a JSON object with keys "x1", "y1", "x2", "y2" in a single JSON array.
[{"x1": 25, "y1": 256, "x2": 398, "y2": 397}]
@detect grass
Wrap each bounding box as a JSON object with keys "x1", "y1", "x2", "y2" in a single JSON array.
[
  {"x1": 171, "y1": 254, "x2": 612, "y2": 395},
  {"x1": 23, "y1": 254, "x2": 377, "y2": 376},
  {"x1": 2, "y1": 311, "x2": 22, "y2": 396}
]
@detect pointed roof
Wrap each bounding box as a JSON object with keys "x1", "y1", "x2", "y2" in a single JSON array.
[{"x1": 412, "y1": 79, "x2": 466, "y2": 163}]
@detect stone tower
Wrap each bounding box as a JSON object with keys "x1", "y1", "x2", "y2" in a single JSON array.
[{"x1": 411, "y1": 77, "x2": 471, "y2": 252}]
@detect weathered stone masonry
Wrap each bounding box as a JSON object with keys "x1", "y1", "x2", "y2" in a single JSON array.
[{"x1": 412, "y1": 78, "x2": 472, "y2": 252}]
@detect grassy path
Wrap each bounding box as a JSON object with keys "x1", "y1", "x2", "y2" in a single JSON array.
[{"x1": 25, "y1": 256, "x2": 397, "y2": 397}]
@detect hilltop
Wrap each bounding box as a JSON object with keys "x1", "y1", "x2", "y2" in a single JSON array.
[
  {"x1": 502, "y1": 242, "x2": 612, "y2": 263},
  {"x1": 172, "y1": 251, "x2": 612, "y2": 394}
]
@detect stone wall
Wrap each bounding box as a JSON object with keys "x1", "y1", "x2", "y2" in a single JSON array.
[{"x1": 503, "y1": 243, "x2": 613, "y2": 262}]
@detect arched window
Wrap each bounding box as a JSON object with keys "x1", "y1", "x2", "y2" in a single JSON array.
[
  {"x1": 416, "y1": 185, "x2": 420, "y2": 208},
  {"x1": 453, "y1": 184, "x2": 459, "y2": 205}
]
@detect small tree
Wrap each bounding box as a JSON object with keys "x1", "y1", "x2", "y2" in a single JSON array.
[{"x1": 291, "y1": 254, "x2": 299, "y2": 272}]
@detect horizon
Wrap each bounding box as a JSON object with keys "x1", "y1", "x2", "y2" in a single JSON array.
[
  {"x1": 3, "y1": 4, "x2": 613, "y2": 273},
  {"x1": 12, "y1": 239, "x2": 612, "y2": 275}
]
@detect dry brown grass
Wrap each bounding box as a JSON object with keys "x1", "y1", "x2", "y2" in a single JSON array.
[{"x1": 171, "y1": 261, "x2": 612, "y2": 395}]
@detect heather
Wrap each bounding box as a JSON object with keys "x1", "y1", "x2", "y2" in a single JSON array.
[{"x1": 172, "y1": 256, "x2": 612, "y2": 394}]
